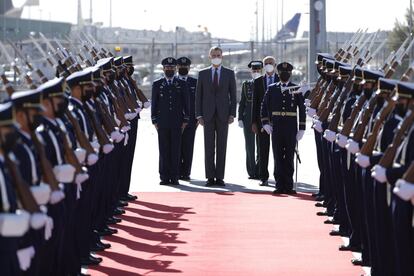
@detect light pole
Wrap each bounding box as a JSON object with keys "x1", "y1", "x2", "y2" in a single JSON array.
[
  {"x1": 109, "y1": 0, "x2": 112, "y2": 28},
  {"x1": 308, "y1": 0, "x2": 326, "y2": 82},
  {"x1": 409, "y1": 0, "x2": 413, "y2": 63}
]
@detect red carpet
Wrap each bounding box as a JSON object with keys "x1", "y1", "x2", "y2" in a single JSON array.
[{"x1": 89, "y1": 192, "x2": 362, "y2": 275}]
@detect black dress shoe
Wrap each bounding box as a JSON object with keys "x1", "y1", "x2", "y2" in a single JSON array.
[
  {"x1": 96, "y1": 226, "x2": 117, "y2": 236},
  {"x1": 315, "y1": 196, "x2": 325, "y2": 202},
  {"x1": 125, "y1": 193, "x2": 138, "y2": 201},
  {"x1": 259, "y1": 180, "x2": 268, "y2": 186},
  {"x1": 315, "y1": 202, "x2": 326, "y2": 207},
  {"x1": 316, "y1": 211, "x2": 330, "y2": 216},
  {"x1": 90, "y1": 242, "x2": 106, "y2": 252},
  {"x1": 285, "y1": 189, "x2": 297, "y2": 195},
  {"x1": 81, "y1": 255, "x2": 102, "y2": 266},
  {"x1": 170, "y1": 180, "x2": 180, "y2": 185},
  {"x1": 351, "y1": 258, "x2": 364, "y2": 266},
  {"x1": 160, "y1": 180, "x2": 170, "y2": 185},
  {"x1": 205, "y1": 178, "x2": 215, "y2": 186},
  {"x1": 215, "y1": 179, "x2": 225, "y2": 186},
  {"x1": 329, "y1": 230, "x2": 346, "y2": 236},
  {"x1": 311, "y1": 192, "x2": 321, "y2": 197},
  {"x1": 96, "y1": 240, "x2": 111, "y2": 249},
  {"x1": 339, "y1": 245, "x2": 362, "y2": 252},
  {"x1": 180, "y1": 175, "x2": 191, "y2": 181},
  {"x1": 106, "y1": 216, "x2": 122, "y2": 225},
  {"x1": 272, "y1": 188, "x2": 284, "y2": 194},
  {"x1": 324, "y1": 219, "x2": 340, "y2": 224},
  {"x1": 113, "y1": 207, "x2": 125, "y2": 216},
  {"x1": 117, "y1": 200, "x2": 128, "y2": 207}
]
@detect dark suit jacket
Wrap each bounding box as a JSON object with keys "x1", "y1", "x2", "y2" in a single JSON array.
[
  {"x1": 252, "y1": 73, "x2": 279, "y2": 127},
  {"x1": 195, "y1": 66, "x2": 237, "y2": 122},
  {"x1": 151, "y1": 77, "x2": 189, "y2": 129}
]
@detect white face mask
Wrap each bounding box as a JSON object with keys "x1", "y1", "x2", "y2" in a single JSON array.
[
  {"x1": 211, "y1": 58, "x2": 222, "y2": 66},
  {"x1": 264, "y1": 64, "x2": 274, "y2": 73},
  {"x1": 251, "y1": 72, "x2": 261, "y2": 79}
]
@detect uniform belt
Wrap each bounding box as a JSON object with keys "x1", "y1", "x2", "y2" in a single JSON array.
[{"x1": 272, "y1": 111, "x2": 297, "y2": 117}]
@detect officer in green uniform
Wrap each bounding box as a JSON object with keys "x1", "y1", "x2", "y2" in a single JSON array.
[{"x1": 238, "y1": 61, "x2": 263, "y2": 179}]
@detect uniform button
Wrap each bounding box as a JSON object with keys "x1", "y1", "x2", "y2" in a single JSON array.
[{"x1": 282, "y1": 107, "x2": 285, "y2": 110}]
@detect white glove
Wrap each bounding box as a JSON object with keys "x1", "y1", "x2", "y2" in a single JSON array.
[
  {"x1": 238, "y1": 120, "x2": 244, "y2": 128},
  {"x1": 17, "y1": 246, "x2": 35, "y2": 271},
  {"x1": 336, "y1": 134, "x2": 348, "y2": 148},
  {"x1": 371, "y1": 165, "x2": 388, "y2": 183},
  {"x1": 74, "y1": 148, "x2": 86, "y2": 164},
  {"x1": 393, "y1": 179, "x2": 414, "y2": 201},
  {"x1": 313, "y1": 120, "x2": 323, "y2": 133},
  {"x1": 53, "y1": 164, "x2": 76, "y2": 183},
  {"x1": 355, "y1": 153, "x2": 370, "y2": 168},
  {"x1": 75, "y1": 172, "x2": 89, "y2": 185},
  {"x1": 307, "y1": 107, "x2": 316, "y2": 118},
  {"x1": 87, "y1": 153, "x2": 99, "y2": 166},
  {"x1": 44, "y1": 216, "x2": 54, "y2": 240},
  {"x1": 103, "y1": 143, "x2": 114, "y2": 154},
  {"x1": 135, "y1": 107, "x2": 142, "y2": 114},
  {"x1": 304, "y1": 99, "x2": 311, "y2": 107},
  {"x1": 263, "y1": 124, "x2": 273, "y2": 135},
  {"x1": 296, "y1": 130, "x2": 305, "y2": 141},
  {"x1": 323, "y1": 129, "x2": 336, "y2": 142},
  {"x1": 30, "y1": 183, "x2": 51, "y2": 205},
  {"x1": 143, "y1": 101, "x2": 151, "y2": 108},
  {"x1": 346, "y1": 139, "x2": 360, "y2": 154},
  {"x1": 91, "y1": 140, "x2": 100, "y2": 153}
]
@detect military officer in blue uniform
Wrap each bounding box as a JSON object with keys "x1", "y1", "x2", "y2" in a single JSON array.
[
  {"x1": 177, "y1": 56, "x2": 198, "y2": 181},
  {"x1": 0, "y1": 101, "x2": 31, "y2": 276},
  {"x1": 151, "y1": 57, "x2": 190, "y2": 185},
  {"x1": 261, "y1": 62, "x2": 306, "y2": 194},
  {"x1": 238, "y1": 60, "x2": 262, "y2": 179}
]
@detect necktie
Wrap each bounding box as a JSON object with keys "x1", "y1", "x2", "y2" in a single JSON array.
[
  {"x1": 168, "y1": 80, "x2": 172, "y2": 86},
  {"x1": 213, "y1": 68, "x2": 219, "y2": 88},
  {"x1": 268, "y1": 76, "x2": 273, "y2": 87}
]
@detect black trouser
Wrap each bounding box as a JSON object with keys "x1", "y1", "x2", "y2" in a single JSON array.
[
  {"x1": 272, "y1": 128, "x2": 296, "y2": 191},
  {"x1": 120, "y1": 118, "x2": 138, "y2": 197},
  {"x1": 353, "y1": 161, "x2": 369, "y2": 264},
  {"x1": 361, "y1": 167, "x2": 376, "y2": 270},
  {"x1": 314, "y1": 129, "x2": 325, "y2": 196},
  {"x1": 257, "y1": 130, "x2": 270, "y2": 181},
  {"x1": 332, "y1": 144, "x2": 350, "y2": 233},
  {"x1": 203, "y1": 117, "x2": 228, "y2": 180},
  {"x1": 322, "y1": 137, "x2": 335, "y2": 213},
  {"x1": 180, "y1": 124, "x2": 197, "y2": 178},
  {"x1": 242, "y1": 122, "x2": 258, "y2": 178},
  {"x1": 0, "y1": 237, "x2": 20, "y2": 276},
  {"x1": 391, "y1": 195, "x2": 414, "y2": 276},
  {"x1": 340, "y1": 148, "x2": 362, "y2": 248},
  {"x1": 158, "y1": 128, "x2": 182, "y2": 181},
  {"x1": 373, "y1": 180, "x2": 395, "y2": 276}
]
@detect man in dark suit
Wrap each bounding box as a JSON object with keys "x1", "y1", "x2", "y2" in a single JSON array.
[
  {"x1": 177, "y1": 57, "x2": 198, "y2": 180},
  {"x1": 252, "y1": 56, "x2": 279, "y2": 186},
  {"x1": 151, "y1": 57, "x2": 189, "y2": 186},
  {"x1": 261, "y1": 62, "x2": 306, "y2": 194},
  {"x1": 195, "y1": 46, "x2": 237, "y2": 186}
]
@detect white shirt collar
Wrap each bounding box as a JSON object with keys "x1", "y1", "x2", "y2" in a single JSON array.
[
  {"x1": 211, "y1": 65, "x2": 222, "y2": 72},
  {"x1": 178, "y1": 75, "x2": 188, "y2": 81}
]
